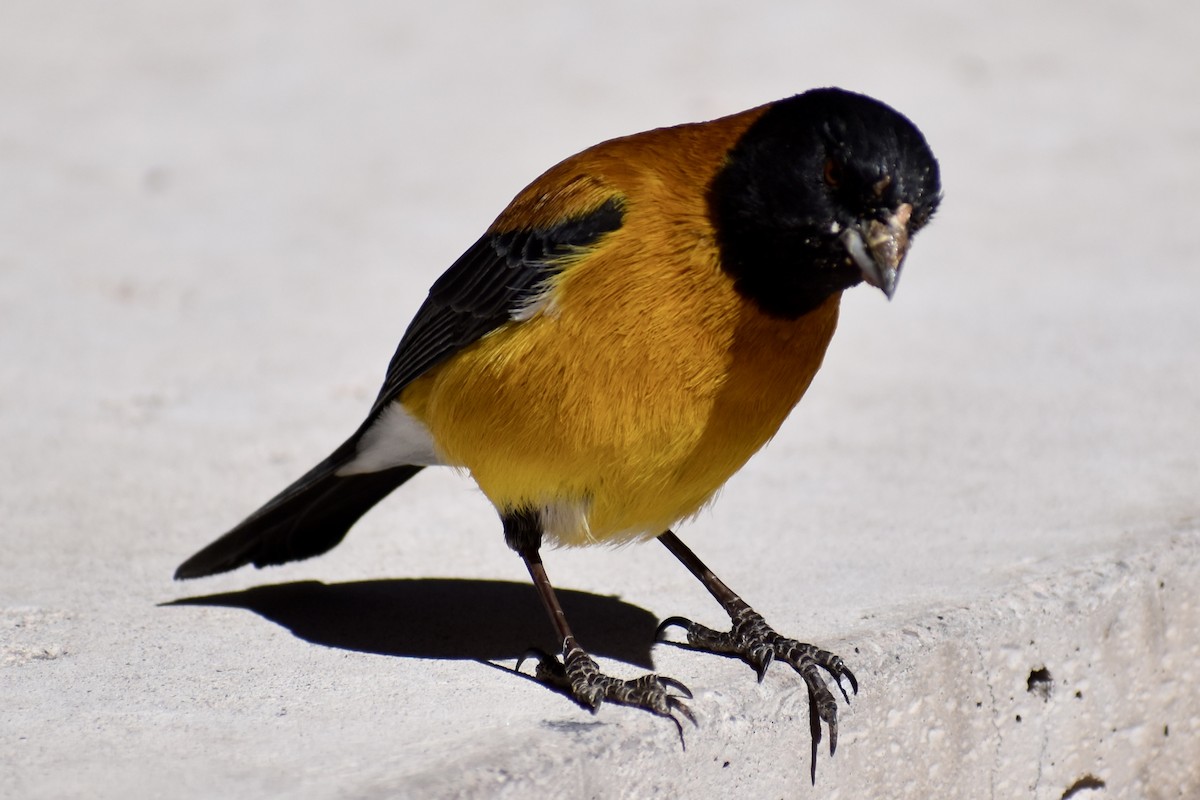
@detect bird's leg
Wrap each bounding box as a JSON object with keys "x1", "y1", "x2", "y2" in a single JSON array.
[
  {"x1": 654, "y1": 529, "x2": 856, "y2": 782},
  {"x1": 504, "y1": 509, "x2": 694, "y2": 741}
]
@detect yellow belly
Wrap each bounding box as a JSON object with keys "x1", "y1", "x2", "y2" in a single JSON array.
[{"x1": 399, "y1": 243, "x2": 841, "y2": 545}]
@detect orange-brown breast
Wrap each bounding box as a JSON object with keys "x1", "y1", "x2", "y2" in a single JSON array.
[{"x1": 400, "y1": 104, "x2": 841, "y2": 544}]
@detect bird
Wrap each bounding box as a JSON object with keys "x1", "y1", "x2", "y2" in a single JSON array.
[{"x1": 175, "y1": 86, "x2": 941, "y2": 780}]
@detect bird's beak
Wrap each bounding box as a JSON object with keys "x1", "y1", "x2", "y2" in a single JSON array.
[{"x1": 840, "y1": 203, "x2": 913, "y2": 300}]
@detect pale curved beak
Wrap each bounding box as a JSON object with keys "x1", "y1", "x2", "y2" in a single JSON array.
[{"x1": 840, "y1": 202, "x2": 913, "y2": 300}]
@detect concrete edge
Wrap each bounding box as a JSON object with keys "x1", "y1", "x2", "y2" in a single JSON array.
[{"x1": 382, "y1": 524, "x2": 1199, "y2": 798}]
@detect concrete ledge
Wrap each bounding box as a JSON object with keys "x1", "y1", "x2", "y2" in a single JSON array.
[
  {"x1": 377, "y1": 529, "x2": 1200, "y2": 799},
  {"x1": 8, "y1": 528, "x2": 1194, "y2": 798}
]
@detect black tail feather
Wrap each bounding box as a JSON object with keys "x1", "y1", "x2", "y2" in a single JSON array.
[{"x1": 175, "y1": 445, "x2": 423, "y2": 580}]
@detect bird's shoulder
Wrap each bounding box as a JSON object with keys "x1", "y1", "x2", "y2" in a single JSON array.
[
  {"x1": 490, "y1": 103, "x2": 771, "y2": 235},
  {"x1": 365, "y1": 103, "x2": 775, "y2": 418}
]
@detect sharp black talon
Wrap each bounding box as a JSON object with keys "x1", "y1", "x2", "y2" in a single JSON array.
[
  {"x1": 515, "y1": 647, "x2": 554, "y2": 674},
  {"x1": 668, "y1": 696, "x2": 698, "y2": 728},
  {"x1": 834, "y1": 671, "x2": 854, "y2": 704},
  {"x1": 667, "y1": 699, "x2": 696, "y2": 751},
  {"x1": 808, "y1": 689, "x2": 821, "y2": 785},
  {"x1": 843, "y1": 666, "x2": 859, "y2": 696},
  {"x1": 655, "y1": 616, "x2": 693, "y2": 642},
  {"x1": 754, "y1": 647, "x2": 774, "y2": 683},
  {"x1": 669, "y1": 711, "x2": 687, "y2": 750},
  {"x1": 657, "y1": 676, "x2": 693, "y2": 700}
]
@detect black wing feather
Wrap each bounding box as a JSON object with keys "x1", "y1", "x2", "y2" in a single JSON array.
[
  {"x1": 369, "y1": 197, "x2": 624, "y2": 414},
  {"x1": 175, "y1": 197, "x2": 623, "y2": 579}
]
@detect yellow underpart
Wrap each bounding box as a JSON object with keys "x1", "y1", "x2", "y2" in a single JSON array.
[{"x1": 398, "y1": 107, "x2": 842, "y2": 545}]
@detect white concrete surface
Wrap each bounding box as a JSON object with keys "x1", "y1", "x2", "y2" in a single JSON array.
[{"x1": 3, "y1": 2, "x2": 1198, "y2": 797}]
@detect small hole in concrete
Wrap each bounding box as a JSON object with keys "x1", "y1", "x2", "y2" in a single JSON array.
[
  {"x1": 1163, "y1": 724, "x2": 1169, "y2": 737},
  {"x1": 1015, "y1": 714, "x2": 1022, "y2": 723},
  {"x1": 1027, "y1": 666, "x2": 1053, "y2": 700},
  {"x1": 1061, "y1": 774, "x2": 1106, "y2": 798}
]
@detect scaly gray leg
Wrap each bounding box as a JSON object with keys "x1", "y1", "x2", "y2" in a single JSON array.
[
  {"x1": 506, "y1": 509, "x2": 694, "y2": 744},
  {"x1": 655, "y1": 530, "x2": 856, "y2": 782}
]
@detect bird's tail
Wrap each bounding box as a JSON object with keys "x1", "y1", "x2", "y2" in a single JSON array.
[{"x1": 174, "y1": 436, "x2": 423, "y2": 580}]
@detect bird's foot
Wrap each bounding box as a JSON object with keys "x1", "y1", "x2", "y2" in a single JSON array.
[
  {"x1": 518, "y1": 636, "x2": 696, "y2": 746},
  {"x1": 656, "y1": 601, "x2": 856, "y2": 780}
]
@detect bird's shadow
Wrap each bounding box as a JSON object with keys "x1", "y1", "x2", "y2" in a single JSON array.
[{"x1": 164, "y1": 578, "x2": 658, "y2": 669}]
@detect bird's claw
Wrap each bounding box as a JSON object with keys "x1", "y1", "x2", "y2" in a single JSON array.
[
  {"x1": 516, "y1": 638, "x2": 696, "y2": 747},
  {"x1": 656, "y1": 603, "x2": 856, "y2": 782}
]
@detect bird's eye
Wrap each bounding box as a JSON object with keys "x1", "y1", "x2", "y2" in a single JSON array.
[{"x1": 822, "y1": 158, "x2": 842, "y2": 189}]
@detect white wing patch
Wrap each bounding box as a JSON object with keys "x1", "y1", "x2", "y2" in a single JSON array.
[
  {"x1": 509, "y1": 284, "x2": 559, "y2": 322},
  {"x1": 336, "y1": 403, "x2": 444, "y2": 475}
]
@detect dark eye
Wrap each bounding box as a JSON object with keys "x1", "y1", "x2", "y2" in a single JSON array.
[{"x1": 822, "y1": 158, "x2": 842, "y2": 189}]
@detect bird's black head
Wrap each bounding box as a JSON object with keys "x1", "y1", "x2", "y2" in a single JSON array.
[{"x1": 709, "y1": 88, "x2": 942, "y2": 318}]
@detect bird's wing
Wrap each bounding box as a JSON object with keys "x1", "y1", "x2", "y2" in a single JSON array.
[
  {"x1": 175, "y1": 194, "x2": 625, "y2": 579},
  {"x1": 367, "y1": 195, "x2": 624, "y2": 415}
]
